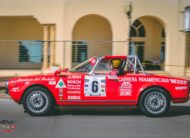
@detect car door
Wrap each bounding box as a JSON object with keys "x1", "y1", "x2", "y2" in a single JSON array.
[{"x1": 106, "y1": 73, "x2": 138, "y2": 101}]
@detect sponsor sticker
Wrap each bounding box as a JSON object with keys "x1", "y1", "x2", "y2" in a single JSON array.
[
  {"x1": 175, "y1": 86, "x2": 188, "y2": 90},
  {"x1": 11, "y1": 87, "x2": 20, "y2": 93},
  {"x1": 67, "y1": 95, "x2": 81, "y2": 100},
  {"x1": 84, "y1": 76, "x2": 106, "y2": 97},
  {"x1": 49, "y1": 81, "x2": 56, "y2": 85},
  {"x1": 59, "y1": 88, "x2": 63, "y2": 97},
  {"x1": 85, "y1": 79, "x2": 89, "y2": 82},
  {"x1": 107, "y1": 75, "x2": 118, "y2": 80},
  {"x1": 119, "y1": 81, "x2": 132, "y2": 96},
  {"x1": 56, "y1": 79, "x2": 66, "y2": 88},
  {"x1": 67, "y1": 91, "x2": 81, "y2": 94},
  {"x1": 67, "y1": 76, "x2": 82, "y2": 91}
]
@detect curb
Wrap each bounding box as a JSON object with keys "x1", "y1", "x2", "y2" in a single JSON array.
[
  {"x1": 0, "y1": 89, "x2": 9, "y2": 99},
  {"x1": 0, "y1": 93, "x2": 9, "y2": 99}
]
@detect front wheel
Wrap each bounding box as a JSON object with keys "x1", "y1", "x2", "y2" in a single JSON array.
[
  {"x1": 23, "y1": 86, "x2": 53, "y2": 116},
  {"x1": 139, "y1": 87, "x2": 170, "y2": 117}
]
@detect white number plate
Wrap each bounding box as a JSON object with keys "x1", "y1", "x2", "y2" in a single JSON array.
[{"x1": 84, "y1": 76, "x2": 106, "y2": 97}]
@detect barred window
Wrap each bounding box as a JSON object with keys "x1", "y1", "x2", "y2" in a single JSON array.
[
  {"x1": 72, "y1": 41, "x2": 88, "y2": 62},
  {"x1": 19, "y1": 41, "x2": 43, "y2": 63}
]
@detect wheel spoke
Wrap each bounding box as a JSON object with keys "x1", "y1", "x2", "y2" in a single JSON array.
[
  {"x1": 144, "y1": 91, "x2": 167, "y2": 114},
  {"x1": 26, "y1": 91, "x2": 48, "y2": 113}
]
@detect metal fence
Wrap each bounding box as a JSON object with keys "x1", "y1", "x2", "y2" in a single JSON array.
[
  {"x1": 0, "y1": 40, "x2": 127, "y2": 69},
  {"x1": 0, "y1": 40, "x2": 173, "y2": 71}
]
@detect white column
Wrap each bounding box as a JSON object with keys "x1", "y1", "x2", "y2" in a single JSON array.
[
  {"x1": 50, "y1": 25, "x2": 55, "y2": 67},
  {"x1": 42, "y1": 25, "x2": 49, "y2": 69}
]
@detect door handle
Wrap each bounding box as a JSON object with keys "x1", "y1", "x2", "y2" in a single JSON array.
[
  {"x1": 110, "y1": 78, "x2": 118, "y2": 82},
  {"x1": 108, "y1": 75, "x2": 118, "y2": 82}
]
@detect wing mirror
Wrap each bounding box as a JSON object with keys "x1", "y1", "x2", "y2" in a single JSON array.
[{"x1": 54, "y1": 68, "x2": 68, "y2": 76}]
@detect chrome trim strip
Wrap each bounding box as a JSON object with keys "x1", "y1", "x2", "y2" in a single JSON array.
[{"x1": 58, "y1": 100, "x2": 136, "y2": 102}]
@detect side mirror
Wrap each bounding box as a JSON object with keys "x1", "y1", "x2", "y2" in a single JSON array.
[
  {"x1": 62, "y1": 68, "x2": 68, "y2": 72},
  {"x1": 54, "y1": 68, "x2": 68, "y2": 76},
  {"x1": 54, "y1": 69, "x2": 61, "y2": 76}
]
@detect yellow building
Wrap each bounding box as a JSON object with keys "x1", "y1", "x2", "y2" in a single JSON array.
[{"x1": 0, "y1": 0, "x2": 190, "y2": 76}]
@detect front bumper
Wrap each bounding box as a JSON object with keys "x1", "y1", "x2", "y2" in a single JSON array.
[
  {"x1": 5, "y1": 88, "x2": 9, "y2": 95},
  {"x1": 5, "y1": 81, "x2": 9, "y2": 95}
]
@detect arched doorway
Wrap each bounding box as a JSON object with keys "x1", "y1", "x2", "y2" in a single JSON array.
[
  {"x1": 129, "y1": 16, "x2": 166, "y2": 70},
  {"x1": 72, "y1": 14, "x2": 112, "y2": 66}
]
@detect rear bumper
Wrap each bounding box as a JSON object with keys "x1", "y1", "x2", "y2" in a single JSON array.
[{"x1": 173, "y1": 98, "x2": 189, "y2": 103}]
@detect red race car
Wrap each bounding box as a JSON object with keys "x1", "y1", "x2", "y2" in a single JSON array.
[{"x1": 6, "y1": 55, "x2": 190, "y2": 117}]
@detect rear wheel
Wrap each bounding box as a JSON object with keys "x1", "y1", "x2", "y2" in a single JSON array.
[
  {"x1": 139, "y1": 87, "x2": 170, "y2": 117},
  {"x1": 23, "y1": 86, "x2": 53, "y2": 116}
]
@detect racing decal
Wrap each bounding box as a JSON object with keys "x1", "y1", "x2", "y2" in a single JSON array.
[
  {"x1": 107, "y1": 75, "x2": 118, "y2": 80},
  {"x1": 139, "y1": 77, "x2": 169, "y2": 83},
  {"x1": 49, "y1": 81, "x2": 56, "y2": 85},
  {"x1": 67, "y1": 75, "x2": 82, "y2": 91},
  {"x1": 119, "y1": 81, "x2": 132, "y2": 96},
  {"x1": 139, "y1": 77, "x2": 188, "y2": 85},
  {"x1": 11, "y1": 87, "x2": 20, "y2": 93},
  {"x1": 169, "y1": 79, "x2": 187, "y2": 85},
  {"x1": 56, "y1": 79, "x2": 66, "y2": 88},
  {"x1": 84, "y1": 76, "x2": 106, "y2": 97},
  {"x1": 118, "y1": 77, "x2": 137, "y2": 82},
  {"x1": 11, "y1": 77, "x2": 56, "y2": 83},
  {"x1": 66, "y1": 75, "x2": 82, "y2": 100},
  {"x1": 58, "y1": 88, "x2": 63, "y2": 97},
  {"x1": 118, "y1": 76, "x2": 188, "y2": 85},
  {"x1": 68, "y1": 75, "x2": 81, "y2": 79},
  {"x1": 175, "y1": 86, "x2": 188, "y2": 90},
  {"x1": 67, "y1": 95, "x2": 81, "y2": 100},
  {"x1": 67, "y1": 91, "x2": 81, "y2": 94}
]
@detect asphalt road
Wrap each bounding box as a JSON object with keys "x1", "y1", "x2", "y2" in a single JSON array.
[{"x1": 1, "y1": 99, "x2": 190, "y2": 138}]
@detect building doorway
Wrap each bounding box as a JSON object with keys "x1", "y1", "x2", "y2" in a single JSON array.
[
  {"x1": 129, "y1": 16, "x2": 166, "y2": 70},
  {"x1": 72, "y1": 14, "x2": 112, "y2": 67}
]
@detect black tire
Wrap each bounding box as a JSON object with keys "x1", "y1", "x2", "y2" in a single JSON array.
[
  {"x1": 23, "y1": 86, "x2": 53, "y2": 116},
  {"x1": 139, "y1": 87, "x2": 170, "y2": 117}
]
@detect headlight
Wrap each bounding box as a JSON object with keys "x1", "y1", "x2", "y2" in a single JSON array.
[{"x1": 5, "y1": 81, "x2": 9, "y2": 88}]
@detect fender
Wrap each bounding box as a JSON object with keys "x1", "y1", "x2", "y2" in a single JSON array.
[
  {"x1": 20, "y1": 81, "x2": 59, "y2": 104},
  {"x1": 136, "y1": 82, "x2": 171, "y2": 102}
]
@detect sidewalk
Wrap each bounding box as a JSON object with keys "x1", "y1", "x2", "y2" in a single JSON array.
[{"x1": 0, "y1": 90, "x2": 9, "y2": 99}]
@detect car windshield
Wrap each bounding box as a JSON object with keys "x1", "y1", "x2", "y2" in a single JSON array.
[{"x1": 70, "y1": 57, "x2": 97, "y2": 73}]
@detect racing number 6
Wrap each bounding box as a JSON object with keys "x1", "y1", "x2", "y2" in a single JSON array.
[{"x1": 92, "y1": 81, "x2": 98, "y2": 93}]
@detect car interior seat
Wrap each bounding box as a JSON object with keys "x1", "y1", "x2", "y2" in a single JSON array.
[{"x1": 117, "y1": 60, "x2": 126, "y2": 76}]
